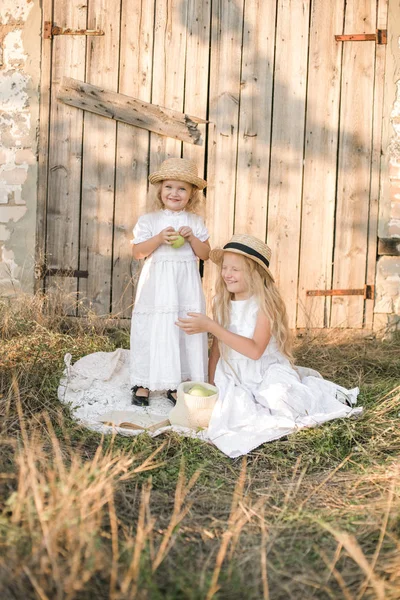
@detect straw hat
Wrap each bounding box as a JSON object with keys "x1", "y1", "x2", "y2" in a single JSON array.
[
  {"x1": 168, "y1": 381, "x2": 218, "y2": 430},
  {"x1": 148, "y1": 157, "x2": 207, "y2": 190},
  {"x1": 210, "y1": 233, "x2": 275, "y2": 281}
]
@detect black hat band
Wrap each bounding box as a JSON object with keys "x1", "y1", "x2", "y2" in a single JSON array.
[{"x1": 223, "y1": 242, "x2": 270, "y2": 268}]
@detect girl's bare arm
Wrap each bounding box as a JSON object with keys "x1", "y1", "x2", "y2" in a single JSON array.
[
  {"x1": 189, "y1": 237, "x2": 210, "y2": 261},
  {"x1": 178, "y1": 226, "x2": 210, "y2": 261},
  {"x1": 177, "y1": 310, "x2": 271, "y2": 361}
]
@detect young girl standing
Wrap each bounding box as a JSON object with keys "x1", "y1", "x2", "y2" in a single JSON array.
[
  {"x1": 176, "y1": 234, "x2": 359, "y2": 458},
  {"x1": 130, "y1": 158, "x2": 210, "y2": 406}
]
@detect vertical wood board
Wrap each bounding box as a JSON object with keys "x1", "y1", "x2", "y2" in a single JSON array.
[
  {"x1": 149, "y1": 0, "x2": 188, "y2": 173},
  {"x1": 267, "y1": 0, "x2": 311, "y2": 328},
  {"x1": 203, "y1": 0, "x2": 245, "y2": 314},
  {"x1": 330, "y1": 0, "x2": 376, "y2": 327},
  {"x1": 182, "y1": 0, "x2": 210, "y2": 177},
  {"x1": 233, "y1": 0, "x2": 276, "y2": 242},
  {"x1": 46, "y1": 0, "x2": 87, "y2": 312},
  {"x1": 79, "y1": 0, "x2": 121, "y2": 315},
  {"x1": 111, "y1": 0, "x2": 155, "y2": 316},
  {"x1": 296, "y1": 0, "x2": 344, "y2": 328},
  {"x1": 365, "y1": 0, "x2": 388, "y2": 329},
  {"x1": 35, "y1": 0, "x2": 53, "y2": 293}
]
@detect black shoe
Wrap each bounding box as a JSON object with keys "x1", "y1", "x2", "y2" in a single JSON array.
[
  {"x1": 131, "y1": 385, "x2": 150, "y2": 407},
  {"x1": 167, "y1": 389, "x2": 177, "y2": 406}
]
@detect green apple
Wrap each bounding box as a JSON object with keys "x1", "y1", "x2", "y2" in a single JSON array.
[
  {"x1": 171, "y1": 233, "x2": 185, "y2": 249},
  {"x1": 188, "y1": 384, "x2": 215, "y2": 397}
]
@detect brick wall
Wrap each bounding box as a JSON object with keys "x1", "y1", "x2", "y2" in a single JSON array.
[{"x1": 0, "y1": 0, "x2": 40, "y2": 296}]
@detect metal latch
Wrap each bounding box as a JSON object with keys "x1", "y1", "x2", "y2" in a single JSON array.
[
  {"x1": 44, "y1": 21, "x2": 104, "y2": 39},
  {"x1": 306, "y1": 285, "x2": 374, "y2": 300},
  {"x1": 35, "y1": 264, "x2": 89, "y2": 279},
  {"x1": 335, "y1": 29, "x2": 387, "y2": 45}
]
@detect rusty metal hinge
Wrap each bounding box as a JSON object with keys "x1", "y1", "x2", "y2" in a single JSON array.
[
  {"x1": 35, "y1": 263, "x2": 89, "y2": 280},
  {"x1": 335, "y1": 29, "x2": 387, "y2": 45},
  {"x1": 43, "y1": 21, "x2": 104, "y2": 39},
  {"x1": 306, "y1": 285, "x2": 374, "y2": 300}
]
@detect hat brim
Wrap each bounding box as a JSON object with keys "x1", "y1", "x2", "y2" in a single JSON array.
[
  {"x1": 148, "y1": 172, "x2": 207, "y2": 190},
  {"x1": 210, "y1": 247, "x2": 275, "y2": 282}
]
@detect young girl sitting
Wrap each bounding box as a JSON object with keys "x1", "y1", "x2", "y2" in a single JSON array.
[
  {"x1": 130, "y1": 158, "x2": 210, "y2": 406},
  {"x1": 176, "y1": 233, "x2": 359, "y2": 458}
]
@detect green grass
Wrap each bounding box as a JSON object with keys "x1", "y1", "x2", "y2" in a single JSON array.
[{"x1": 0, "y1": 295, "x2": 400, "y2": 599}]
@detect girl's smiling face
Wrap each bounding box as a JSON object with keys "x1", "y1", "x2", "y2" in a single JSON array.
[
  {"x1": 161, "y1": 180, "x2": 192, "y2": 211},
  {"x1": 221, "y1": 252, "x2": 250, "y2": 300}
]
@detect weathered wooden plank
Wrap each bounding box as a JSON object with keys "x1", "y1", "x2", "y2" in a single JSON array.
[
  {"x1": 377, "y1": 0, "x2": 398, "y2": 254},
  {"x1": 78, "y1": 0, "x2": 121, "y2": 315},
  {"x1": 203, "y1": 0, "x2": 245, "y2": 314},
  {"x1": 266, "y1": 0, "x2": 311, "y2": 328},
  {"x1": 45, "y1": 0, "x2": 87, "y2": 312},
  {"x1": 111, "y1": 0, "x2": 155, "y2": 317},
  {"x1": 296, "y1": 0, "x2": 344, "y2": 328},
  {"x1": 330, "y1": 0, "x2": 376, "y2": 328},
  {"x1": 366, "y1": 0, "x2": 388, "y2": 329},
  {"x1": 58, "y1": 76, "x2": 205, "y2": 145},
  {"x1": 35, "y1": 0, "x2": 53, "y2": 293},
  {"x1": 233, "y1": 0, "x2": 276, "y2": 242},
  {"x1": 149, "y1": 0, "x2": 189, "y2": 173},
  {"x1": 182, "y1": 0, "x2": 210, "y2": 175}
]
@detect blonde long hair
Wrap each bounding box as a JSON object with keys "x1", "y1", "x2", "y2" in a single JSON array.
[
  {"x1": 151, "y1": 182, "x2": 204, "y2": 214},
  {"x1": 212, "y1": 254, "x2": 293, "y2": 362}
]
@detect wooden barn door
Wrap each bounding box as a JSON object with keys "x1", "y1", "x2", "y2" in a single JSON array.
[
  {"x1": 37, "y1": 0, "x2": 209, "y2": 318},
  {"x1": 37, "y1": 0, "x2": 387, "y2": 328},
  {"x1": 296, "y1": 0, "x2": 387, "y2": 329}
]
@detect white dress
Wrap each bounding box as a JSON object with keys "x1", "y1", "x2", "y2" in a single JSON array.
[
  {"x1": 207, "y1": 297, "x2": 360, "y2": 458},
  {"x1": 130, "y1": 209, "x2": 209, "y2": 391}
]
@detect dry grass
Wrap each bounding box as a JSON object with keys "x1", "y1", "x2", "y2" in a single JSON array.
[{"x1": 1, "y1": 293, "x2": 400, "y2": 599}]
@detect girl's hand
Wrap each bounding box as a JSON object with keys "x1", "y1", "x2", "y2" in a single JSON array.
[
  {"x1": 176, "y1": 312, "x2": 213, "y2": 335},
  {"x1": 158, "y1": 226, "x2": 178, "y2": 245},
  {"x1": 178, "y1": 226, "x2": 194, "y2": 241}
]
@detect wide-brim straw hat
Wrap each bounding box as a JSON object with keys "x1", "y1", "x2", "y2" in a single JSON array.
[
  {"x1": 148, "y1": 157, "x2": 207, "y2": 190},
  {"x1": 168, "y1": 381, "x2": 218, "y2": 430},
  {"x1": 210, "y1": 233, "x2": 275, "y2": 282}
]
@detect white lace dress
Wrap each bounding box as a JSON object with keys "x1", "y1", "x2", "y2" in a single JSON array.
[
  {"x1": 207, "y1": 297, "x2": 361, "y2": 458},
  {"x1": 130, "y1": 209, "x2": 209, "y2": 391}
]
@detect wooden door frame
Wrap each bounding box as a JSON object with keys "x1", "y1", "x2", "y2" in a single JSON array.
[{"x1": 35, "y1": 0, "x2": 53, "y2": 293}]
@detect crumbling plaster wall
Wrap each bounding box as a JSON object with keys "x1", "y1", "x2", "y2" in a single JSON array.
[{"x1": 0, "y1": 0, "x2": 40, "y2": 296}]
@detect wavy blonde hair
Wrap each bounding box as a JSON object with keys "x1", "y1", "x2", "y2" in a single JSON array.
[
  {"x1": 151, "y1": 182, "x2": 204, "y2": 214},
  {"x1": 212, "y1": 253, "x2": 293, "y2": 362}
]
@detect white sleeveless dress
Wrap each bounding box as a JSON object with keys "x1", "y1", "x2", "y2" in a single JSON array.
[
  {"x1": 130, "y1": 209, "x2": 209, "y2": 391},
  {"x1": 207, "y1": 297, "x2": 360, "y2": 458}
]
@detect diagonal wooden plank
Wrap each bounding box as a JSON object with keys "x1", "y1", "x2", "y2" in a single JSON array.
[{"x1": 58, "y1": 76, "x2": 205, "y2": 145}]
